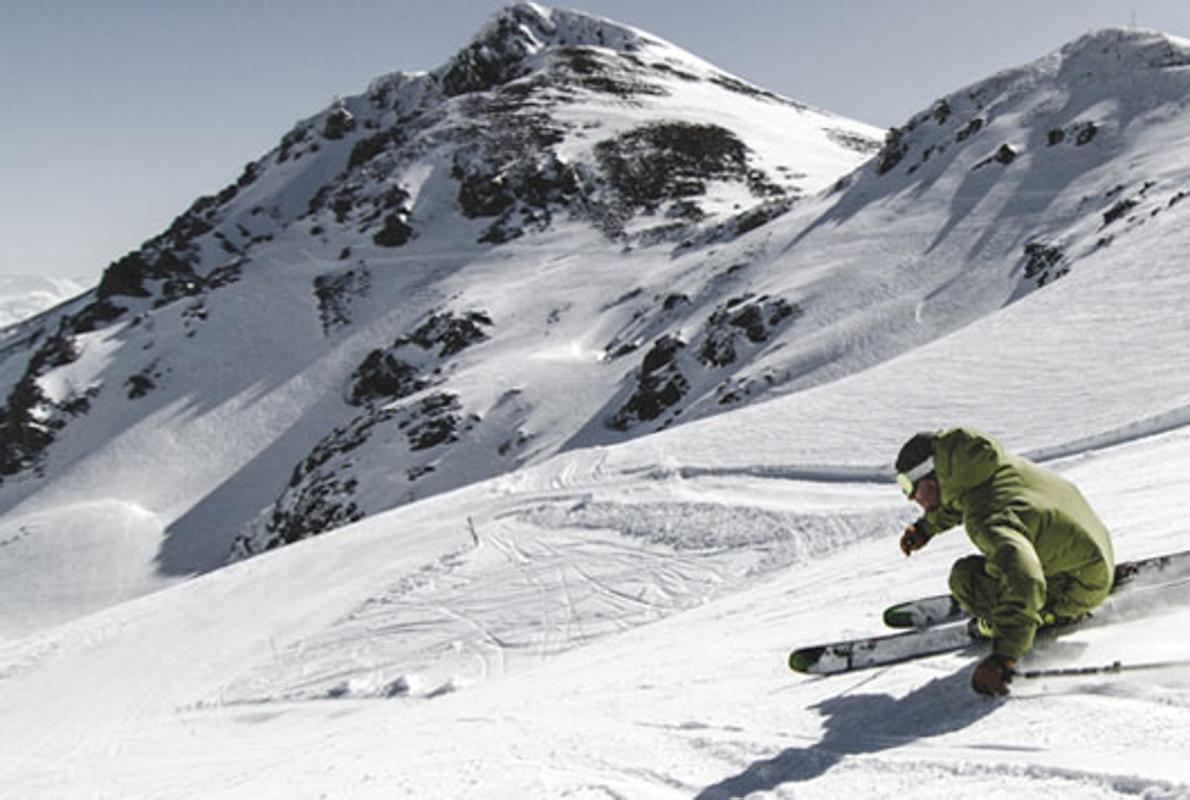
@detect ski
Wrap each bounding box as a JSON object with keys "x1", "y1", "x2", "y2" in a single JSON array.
[
  {"x1": 788, "y1": 620, "x2": 985, "y2": 675},
  {"x1": 882, "y1": 547, "x2": 1190, "y2": 630},
  {"x1": 788, "y1": 611, "x2": 1110, "y2": 676},
  {"x1": 882, "y1": 594, "x2": 964, "y2": 629},
  {"x1": 790, "y1": 548, "x2": 1190, "y2": 676}
]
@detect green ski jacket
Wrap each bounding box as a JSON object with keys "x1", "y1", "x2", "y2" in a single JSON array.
[{"x1": 918, "y1": 428, "x2": 1114, "y2": 659}]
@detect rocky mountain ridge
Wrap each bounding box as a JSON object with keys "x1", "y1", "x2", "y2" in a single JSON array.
[
  {"x1": 2, "y1": 11, "x2": 1189, "y2": 621},
  {"x1": 0, "y1": 3, "x2": 880, "y2": 565}
]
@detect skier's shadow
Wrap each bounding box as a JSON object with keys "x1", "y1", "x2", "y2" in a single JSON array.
[{"x1": 696, "y1": 664, "x2": 1003, "y2": 799}]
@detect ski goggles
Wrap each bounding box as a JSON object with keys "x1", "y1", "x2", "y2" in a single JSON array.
[{"x1": 895, "y1": 457, "x2": 935, "y2": 496}]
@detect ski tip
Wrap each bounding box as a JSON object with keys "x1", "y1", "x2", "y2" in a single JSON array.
[
  {"x1": 788, "y1": 646, "x2": 824, "y2": 674},
  {"x1": 883, "y1": 607, "x2": 914, "y2": 628}
]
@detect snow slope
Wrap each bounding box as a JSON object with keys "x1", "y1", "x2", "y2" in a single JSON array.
[
  {"x1": 0, "y1": 2, "x2": 882, "y2": 633},
  {"x1": 2, "y1": 15, "x2": 1190, "y2": 800},
  {"x1": 2, "y1": 342, "x2": 1189, "y2": 798}
]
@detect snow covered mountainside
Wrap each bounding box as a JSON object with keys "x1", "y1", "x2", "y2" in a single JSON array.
[
  {"x1": 3, "y1": 6, "x2": 1190, "y2": 635},
  {"x1": 0, "y1": 4, "x2": 881, "y2": 629},
  {"x1": 4, "y1": 10, "x2": 1190, "y2": 799}
]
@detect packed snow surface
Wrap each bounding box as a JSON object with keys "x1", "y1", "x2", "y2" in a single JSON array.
[
  {"x1": 4, "y1": 217, "x2": 1190, "y2": 796},
  {"x1": 3, "y1": 12, "x2": 1190, "y2": 800}
]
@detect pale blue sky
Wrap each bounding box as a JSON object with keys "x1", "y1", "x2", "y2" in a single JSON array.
[{"x1": 3, "y1": 1, "x2": 1189, "y2": 282}]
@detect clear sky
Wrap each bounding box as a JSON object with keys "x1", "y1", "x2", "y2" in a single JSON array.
[{"x1": 3, "y1": 0, "x2": 1189, "y2": 282}]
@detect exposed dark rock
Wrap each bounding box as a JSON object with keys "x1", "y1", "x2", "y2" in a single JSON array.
[
  {"x1": 875, "y1": 127, "x2": 909, "y2": 175},
  {"x1": 439, "y1": 8, "x2": 546, "y2": 96},
  {"x1": 1048, "y1": 121, "x2": 1097, "y2": 147},
  {"x1": 451, "y1": 108, "x2": 578, "y2": 242},
  {"x1": 403, "y1": 393, "x2": 468, "y2": 450},
  {"x1": 1074, "y1": 121, "x2": 1098, "y2": 145},
  {"x1": 236, "y1": 161, "x2": 263, "y2": 188},
  {"x1": 347, "y1": 130, "x2": 402, "y2": 170},
  {"x1": 243, "y1": 386, "x2": 480, "y2": 551},
  {"x1": 973, "y1": 144, "x2": 1017, "y2": 170},
  {"x1": 98, "y1": 250, "x2": 197, "y2": 301},
  {"x1": 955, "y1": 118, "x2": 984, "y2": 142},
  {"x1": 641, "y1": 333, "x2": 684, "y2": 374},
  {"x1": 0, "y1": 333, "x2": 81, "y2": 479},
  {"x1": 662, "y1": 293, "x2": 691, "y2": 311},
  {"x1": 348, "y1": 311, "x2": 493, "y2": 406},
  {"x1": 409, "y1": 311, "x2": 494, "y2": 356},
  {"x1": 932, "y1": 99, "x2": 952, "y2": 125},
  {"x1": 277, "y1": 125, "x2": 311, "y2": 163},
  {"x1": 1022, "y1": 242, "x2": 1069, "y2": 286},
  {"x1": 69, "y1": 299, "x2": 126, "y2": 334},
  {"x1": 373, "y1": 213, "x2": 414, "y2": 247},
  {"x1": 595, "y1": 122, "x2": 750, "y2": 208},
  {"x1": 247, "y1": 412, "x2": 385, "y2": 550},
  {"x1": 699, "y1": 295, "x2": 799, "y2": 368},
  {"x1": 126, "y1": 374, "x2": 156, "y2": 400},
  {"x1": 650, "y1": 61, "x2": 700, "y2": 82},
  {"x1": 551, "y1": 45, "x2": 666, "y2": 97},
  {"x1": 1103, "y1": 198, "x2": 1138, "y2": 226},
  {"x1": 350, "y1": 352, "x2": 428, "y2": 407},
  {"x1": 610, "y1": 334, "x2": 688, "y2": 430},
  {"x1": 323, "y1": 105, "x2": 357, "y2": 140},
  {"x1": 456, "y1": 171, "x2": 516, "y2": 218}
]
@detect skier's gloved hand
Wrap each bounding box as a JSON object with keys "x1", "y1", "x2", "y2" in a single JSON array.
[
  {"x1": 899, "y1": 522, "x2": 929, "y2": 556},
  {"x1": 972, "y1": 653, "x2": 1016, "y2": 696}
]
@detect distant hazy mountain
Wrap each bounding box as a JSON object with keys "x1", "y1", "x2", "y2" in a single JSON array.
[{"x1": 0, "y1": 275, "x2": 87, "y2": 328}]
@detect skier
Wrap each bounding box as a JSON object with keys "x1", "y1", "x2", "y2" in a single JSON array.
[{"x1": 894, "y1": 427, "x2": 1115, "y2": 696}]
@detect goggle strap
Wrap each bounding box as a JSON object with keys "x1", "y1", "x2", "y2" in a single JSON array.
[{"x1": 901, "y1": 456, "x2": 935, "y2": 485}]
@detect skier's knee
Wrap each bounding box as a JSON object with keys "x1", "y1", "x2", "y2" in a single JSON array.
[{"x1": 948, "y1": 555, "x2": 988, "y2": 609}]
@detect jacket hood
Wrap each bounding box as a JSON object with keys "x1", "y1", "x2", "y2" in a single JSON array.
[{"x1": 933, "y1": 428, "x2": 1007, "y2": 503}]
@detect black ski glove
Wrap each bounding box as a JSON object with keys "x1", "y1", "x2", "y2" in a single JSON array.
[
  {"x1": 972, "y1": 653, "x2": 1016, "y2": 696},
  {"x1": 900, "y1": 521, "x2": 929, "y2": 556}
]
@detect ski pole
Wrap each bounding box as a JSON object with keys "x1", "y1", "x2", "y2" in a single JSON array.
[{"x1": 1011, "y1": 657, "x2": 1190, "y2": 680}]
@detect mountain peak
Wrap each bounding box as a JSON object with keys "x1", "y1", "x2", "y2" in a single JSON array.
[
  {"x1": 1053, "y1": 27, "x2": 1190, "y2": 74},
  {"x1": 472, "y1": 3, "x2": 656, "y2": 54},
  {"x1": 437, "y1": 3, "x2": 661, "y2": 96}
]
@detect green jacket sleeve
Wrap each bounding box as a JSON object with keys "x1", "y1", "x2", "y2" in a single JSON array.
[
  {"x1": 920, "y1": 503, "x2": 963, "y2": 539},
  {"x1": 980, "y1": 513, "x2": 1047, "y2": 659}
]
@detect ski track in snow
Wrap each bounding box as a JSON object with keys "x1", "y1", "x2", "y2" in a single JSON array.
[
  {"x1": 4, "y1": 428, "x2": 1190, "y2": 799},
  {"x1": 211, "y1": 482, "x2": 899, "y2": 705}
]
